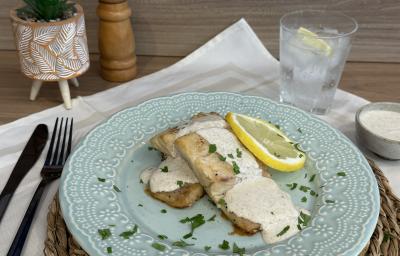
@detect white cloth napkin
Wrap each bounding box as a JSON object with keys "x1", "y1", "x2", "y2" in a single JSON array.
[{"x1": 0, "y1": 18, "x2": 398, "y2": 256}]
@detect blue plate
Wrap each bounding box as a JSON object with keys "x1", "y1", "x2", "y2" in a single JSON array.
[{"x1": 60, "y1": 92, "x2": 379, "y2": 256}]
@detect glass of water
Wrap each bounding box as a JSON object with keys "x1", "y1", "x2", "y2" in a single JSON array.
[{"x1": 279, "y1": 10, "x2": 358, "y2": 114}]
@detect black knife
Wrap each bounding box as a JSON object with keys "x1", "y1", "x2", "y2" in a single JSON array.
[{"x1": 0, "y1": 124, "x2": 48, "y2": 223}]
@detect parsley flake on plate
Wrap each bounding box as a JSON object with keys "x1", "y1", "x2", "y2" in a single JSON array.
[
  {"x1": 218, "y1": 240, "x2": 230, "y2": 250},
  {"x1": 337, "y1": 171, "x2": 346, "y2": 176},
  {"x1": 309, "y1": 174, "x2": 316, "y2": 182},
  {"x1": 326, "y1": 199, "x2": 335, "y2": 204},
  {"x1": 233, "y1": 243, "x2": 245, "y2": 256},
  {"x1": 119, "y1": 225, "x2": 138, "y2": 239},
  {"x1": 228, "y1": 153, "x2": 234, "y2": 159},
  {"x1": 161, "y1": 166, "x2": 168, "y2": 172},
  {"x1": 107, "y1": 246, "x2": 112, "y2": 254},
  {"x1": 98, "y1": 228, "x2": 111, "y2": 240},
  {"x1": 207, "y1": 214, "x2": 216, "y2": 222},
  {"x1": 219, "y1": 155, "x2": 226, "y2": 161},
  {"x1": 204, "y1": 245, "x2": 212, "y2": 251},
  {"x1": 172, "y1": 239, "x2": 194, "y2": 248},
  {"x1": 151, "y1": 242, "x2": 166, "y2": 251},
  {"x1": 161, "y1": 209, "x2": 167, "y2": 214},
  {"x1": 286, "y1": 183, "x2": 297, "y2": 190},
  {"x1": 301, "y1": 196, "x2": 307, "y2": 203},
  {"x1": 97, "y1": 177, "x2": 106, "y2": 182},
  {"x1": 158, "y1": 234, "x2": 168, "y2": 240},
  {"x1": 113, "y1": 185, "x2": 121, "y2": 192}
]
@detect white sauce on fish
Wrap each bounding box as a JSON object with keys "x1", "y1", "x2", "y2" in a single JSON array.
[
  {"x1": 143, "y1": 157, "x2": 198, "y2": 193},
  {"x1": 197, "y1": 127, "x2": 262, "y2": 181},
  {"x1": 225, "y1": 177, "x2": 300, "y2": 243},
  {"x1": 176, "y1": 115, "x2": 228, "y2": 138},
  {"x1": 196, "y1": 126, "x2": 301, "y2": 244},
  {"x1": 139, "y1": 167, "x2": 157, "y2": 185}
]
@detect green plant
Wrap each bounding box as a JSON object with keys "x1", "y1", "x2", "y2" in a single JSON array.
[{"x1": 17, "y1": 0, "x2": 75, "y2": 21}]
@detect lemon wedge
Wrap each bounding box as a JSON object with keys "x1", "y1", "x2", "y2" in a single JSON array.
[
  {"x1": 297, "y1": 27, "x2": 332, "y2": 56},
  {"x1": 226, "y1": 112, "x2": 305, "y2": 172}
]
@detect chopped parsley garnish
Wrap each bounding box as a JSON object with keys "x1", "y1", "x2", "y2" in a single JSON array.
[
  {"x1": 337, "y1": 172, "x2": 346, "y2": 177},
  {"x1": 180, "y1": 214, "x2": 206, "y2": 238},
  {"x1": 232, "y1": 243, "x2": 245, "y2": 256},
  {"x1": 218, "y1": 240, "x2": 230, "y2": 250},
  {"x1": 271, "y1": 211, "x2": 274, "y2": 215},
  {"x1": 297, "y1": 127, "x2": 303, "y2": 133},
  {"x1": 209, "y1": 144, "x2": 217, "y2": 153},
  {"x1": 138, "y1": 203, "x2": 143, "y2": 207},
  {"x1": 183, "y1": 232, "x2": 192, "y2": 239},
  {"x1": 273, "y1": 152, "x2": 281, "y2": 158},
  {"x1": 304, "y1": 173, "x2": 307, "y2": 178},
  {"x1": 158, "y1": 234, "x2": 168, "y2": 240},
  {"x1": 98, "y1": 177, "x2": 106, "y2": 182},
  {"x1": 108, "y1": 224, "x2": 116, "y2": 227},
  {"x1": 139, "y1": 179, "x2": 143, "y2": 184},
  {"x1": 310, "y1": 190, "x2": 317, "y2": 197},
  {"x1": 207, "y1": 214, "x2": 216, "y2": 222},
  {"x1": 301, "y1": 196, "x2": 307, "y2": 203},
  {"x1": 383, "y1": 232, "x2": 393, "y2": 242},
  {"x1": 236, "y1": 148, "x2": 242, "y2": 158},
  {"x1": 107, "y1": 247, "x2": 112, "y2": 254},
  {"x1": 152, "y1": 242, "x2": 166, "y2": 251},
  {"x1": 161, "y1": 209, "x2": 167, "y2": 214},
  {"x1": 219, "y1": 155, "x2": 226, "y2": 161},
  {"x1": 276, "y1": 225, "x2": 290, "y2": 237},
  {"x1": 286, "y1": 183, "x2": 297, "y2": 190},
  {"x1": 191, "y1": 237, "x2": 197, "y2": 240},
  {"x1": 299, "y1": 185, "x2": 311, "y2": 192},
  {"x1": 98, "y1": 228, "x2": 111, "y2": 240},
  {"x1": 218, "y1": 198, "x2": 226, "y2": 207},
  {"x1": 297, "y1": 211, "x2": 311, "y2": 230},
  {"x1": 309, "y1": 174, "x2": 316, "y2": 182},
  {"x1": 204, "y1": 245, "x2": 212, "y2": 251},
  {"x1": 172, "y1": 239, "x2": 194, "y2": 248},
  {"x1": 232, "y1": 161, "x2": 240, "y2": 174},
  {"x1": 148, "y1": 146, "x2": 156, "y2": 151},
  {"x1": 113, "y1": 185, "x2": 121, "y2": 192},
  {"x1": 228, "y1": 153, "x2": 234, "y2": 159},
  {"x1": 161, "y1": 166, "x2": 169, "y2": 172},
  {"x1": 299, "y1": 154, "x2": 304, "y2": 158},
  {"x1": 119, "y1": 225, "x2": 138, "y2": 239},
  {"x1": 177, "y1": 180, "x2": 184, "y2": 187},
  {"x1": 275, "y1": 124, "x2": 281, "y2": 130},
  {"x1": 326, "y1": 200, "x2": 335, "y2": 204}
]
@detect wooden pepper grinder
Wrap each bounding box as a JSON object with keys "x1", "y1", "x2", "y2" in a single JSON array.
[{"x1": 97, "y1": 0, "x2": 137, "y2": 82}]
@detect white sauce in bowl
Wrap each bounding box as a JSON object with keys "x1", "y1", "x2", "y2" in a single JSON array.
[{"x1": 360, "y1": 110, "x2": 400, "y2": 141}]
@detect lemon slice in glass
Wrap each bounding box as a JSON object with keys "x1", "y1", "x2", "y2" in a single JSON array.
[
  {"x1": 297, "y1": 27, "x2": 332, "y2": 56},
  {"x1": 226, "y1": 112, "x2": 306, "y2": 172}
]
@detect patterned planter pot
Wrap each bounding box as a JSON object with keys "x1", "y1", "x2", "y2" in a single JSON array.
[{"x1": 10, "y1": 4, "x2": 90, "y2": 109}]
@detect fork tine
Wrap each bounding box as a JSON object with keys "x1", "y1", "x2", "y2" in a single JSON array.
[
  {"x1": 44, "y1": 118, "x2": 59, "y2": 166},
  {"x1": 57, "y1": 118, "x2": 69, "y2": 166},
  {"x1": 51, "y1": 118, "x2": 64, "y2": 166},
  {"x1": 65, "y1": 118, "x2": 73, "y2": 162}
]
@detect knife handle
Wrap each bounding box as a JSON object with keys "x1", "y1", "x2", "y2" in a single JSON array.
[
  {"x1": 0, "y1": 182, "x2": 17, "y2": 222},
  {"x1": 7, "y1": 179, "x2": 48, "y2": 256}
]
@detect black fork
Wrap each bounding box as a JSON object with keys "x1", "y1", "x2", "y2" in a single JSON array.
[{"x1": 8, "y1": 118, "x2": 73, "y2": 256}]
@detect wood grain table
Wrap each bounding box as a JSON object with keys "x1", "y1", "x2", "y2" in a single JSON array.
[{"x1": 0, "y1": 50, "x2": 399, "y2": 125}]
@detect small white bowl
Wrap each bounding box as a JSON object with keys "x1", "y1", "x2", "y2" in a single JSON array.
[{"x1": 355, "y1": 102, "x2": 400, "y2": 160}]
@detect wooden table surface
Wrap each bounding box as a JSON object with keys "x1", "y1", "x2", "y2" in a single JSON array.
[{"x1": 0, "y1": 50, "x2": 399, "y2": 125}]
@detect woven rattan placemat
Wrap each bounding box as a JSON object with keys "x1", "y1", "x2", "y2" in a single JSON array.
[{"x1": 44, "y1": 159, "x2": 399, "y2": 256}]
